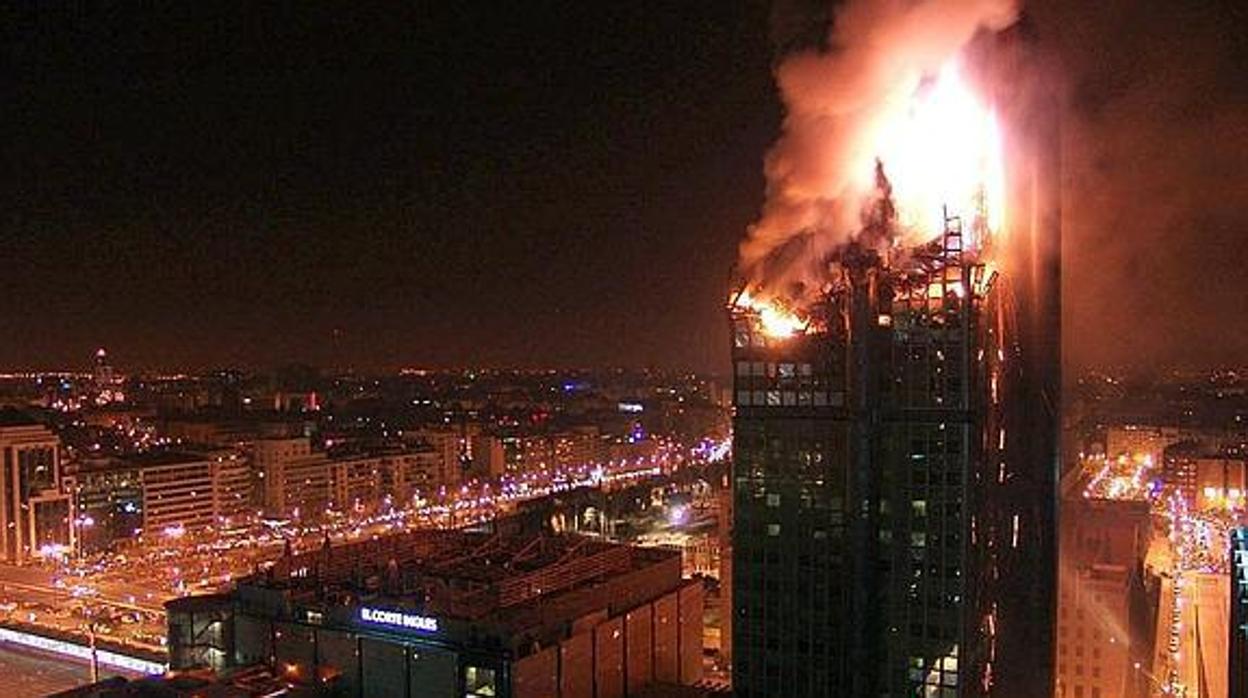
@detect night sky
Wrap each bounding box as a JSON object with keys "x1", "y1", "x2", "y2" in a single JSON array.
[{"x1": 2, "y1": 1, "x2": 1245, "y2": 374}]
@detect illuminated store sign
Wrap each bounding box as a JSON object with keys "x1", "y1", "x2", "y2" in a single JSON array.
[{"x1": 360, "y1": 606, "x2": 439, "y2": 633}]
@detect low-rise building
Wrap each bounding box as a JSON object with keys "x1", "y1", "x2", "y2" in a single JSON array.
[
  {"x1": 1057, "y1": 497, "x2": 1153, "y2": 698},
  {"x1": 266, "y1": 448, "x2": 448, "y2": 520},
  {"x1": 168, "y1": 514, "x2": 705, "y2": 698}
]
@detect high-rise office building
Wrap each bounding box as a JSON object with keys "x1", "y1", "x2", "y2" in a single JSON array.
[
  {"x1": 728, "y1": 35, "x2": 1059, "y2": 697},
  {"x1": 0, "y1": 411, "x2": 73, "y2": 562}
]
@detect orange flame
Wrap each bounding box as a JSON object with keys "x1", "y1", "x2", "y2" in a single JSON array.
[{"x1": 732, "y1": 289, "x2": 807, "y2": 340}]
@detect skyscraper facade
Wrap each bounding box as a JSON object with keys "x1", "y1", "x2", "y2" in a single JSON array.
[
  {"x1": 730, "y1": 219, "x2": 1055, "y2": 698},
  {"x1": 727, "y1": 227, "x2": 959, "y2": 694},
  {"x1": 728, "y1": 30, "x2": 1060, "y2": 698}
]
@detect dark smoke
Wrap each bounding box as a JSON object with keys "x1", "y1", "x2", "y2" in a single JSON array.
[
  {"x1": 860, "y1": 159, "x2": 897, "y2": 250},
  {"x1": 1027, "y1": 0, "x2": 1248, "y2": 372}
]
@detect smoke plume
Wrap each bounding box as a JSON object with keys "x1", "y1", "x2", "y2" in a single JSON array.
[{"x1": 742, "y1": 0, "x2": 1019, "y2": 298}]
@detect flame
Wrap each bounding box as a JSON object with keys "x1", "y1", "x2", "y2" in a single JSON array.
[
  {"x1": 973, "y1": 262, "x2": 999, "y2": 298},
  {"x1": 732, "y1": 288, "x2": 807, "y2": 340},
  {"x1": 735, "y1": 62, "x2": 1006, "y2": 326},
  {"x1": 867, "y1": 62, "x2": 1005, "y2": 247}
]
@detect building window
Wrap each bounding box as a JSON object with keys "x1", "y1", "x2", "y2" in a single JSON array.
[{"x1": 464, "y1": 666, "x2": 497, "y2": 697}]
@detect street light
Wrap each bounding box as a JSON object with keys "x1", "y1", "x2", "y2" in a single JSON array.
[
  {"x1": 74, "y1": 515, "x2": 95, "y2": 559},
  {"x1": 84, "y1": 618, "x2": 107, "y2": 683}
]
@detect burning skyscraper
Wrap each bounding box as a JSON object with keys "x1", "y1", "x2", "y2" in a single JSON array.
[{"x1": 728, "y1": 3, "x2": 1059, "y2": 697}]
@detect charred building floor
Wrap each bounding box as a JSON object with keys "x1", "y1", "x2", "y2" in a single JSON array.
[{"x1": 729, "y1": 207, "x2": 1057, "y2": 697}]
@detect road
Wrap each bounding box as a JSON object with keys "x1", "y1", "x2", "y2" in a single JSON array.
[
  {"x1": 1178, "y1": 574, "x2": 1201, "y2": 695},
  {"x1": 0, "y1": 564, "x2": 167, "y2": 613},
  {"x1": 0, "y1": 565, "x2": 168, "y2": 654},
  {"x1": 1154, "y1": 574, "x2": 1183, "y2": 694},
  {"x1": 1154, "y1": 571, "x2": 1231, "y2": 698},
  {"x1": 1193, "y1": 573, "x2": 1229, "y2": 698},
  {"x1": 0, "y1": 643, "x2": 131, "y2": 697}
]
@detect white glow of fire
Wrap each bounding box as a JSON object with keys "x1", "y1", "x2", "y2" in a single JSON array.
[
  {"x1": 733, "y1": 288, "x2": 807, "y2": 339},
  {"x1": 865, "y1": 62, "x2": 1005, "y2": 247},
  {"x1": 738, "y1": 63, "x2": 1004, "y2": 337}
]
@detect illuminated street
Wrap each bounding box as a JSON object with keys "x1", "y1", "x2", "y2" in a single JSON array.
[
  {"x1": 0, "y1": 435, "x2": 729, "y2": 663},
  {"x1": 1082, "y1": 451, "x2": 1238, "y2": 698}
]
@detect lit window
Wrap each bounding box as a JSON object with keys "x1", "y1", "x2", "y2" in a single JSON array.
[{"x1": 464, "y1": 666, "x2": 497, "y2": 697}]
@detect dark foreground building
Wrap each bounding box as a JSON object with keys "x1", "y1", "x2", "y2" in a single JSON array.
[
  {"x1": 728, "y1": 37, "x2": 1060, "y2": 698},
  {"x1": 168, "y1": 514, "x2": 705, "y2": 697},
  {"x1": 1232, "y1": 528, "x2": 1248, "y2": 697}
]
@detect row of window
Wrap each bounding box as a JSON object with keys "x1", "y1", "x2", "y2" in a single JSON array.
[{"x1": 736, "y1": 390, "x2": 844, "y2": 407}]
